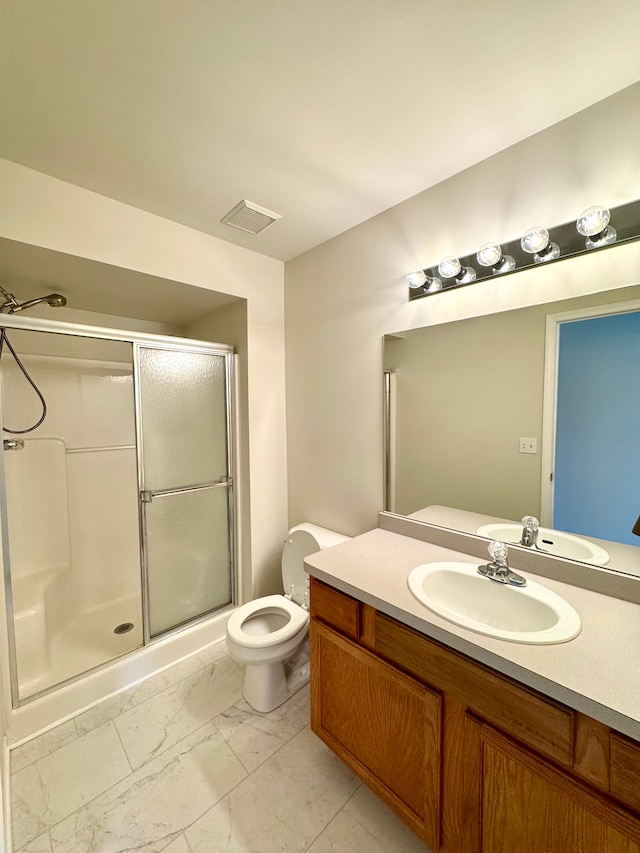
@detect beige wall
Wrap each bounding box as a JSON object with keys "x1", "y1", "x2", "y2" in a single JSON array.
[{"x1": 284, "y1": 83, "x2": 640, "y2": 537}]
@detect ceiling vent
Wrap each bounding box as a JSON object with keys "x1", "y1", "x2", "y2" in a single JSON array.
[{"x1": 221, "y1": 199, "x2": 282, "y2": 234}]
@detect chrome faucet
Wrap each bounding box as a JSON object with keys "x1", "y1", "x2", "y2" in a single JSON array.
[
  {"x1": 520, "y1": 515, "x2": 541, "y2": 549},
  {"x1": 478, "y1": 541, "x2": 527, "y2": 587}
]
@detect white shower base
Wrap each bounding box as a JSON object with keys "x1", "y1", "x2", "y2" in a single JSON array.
[
  {"x1": 16, "y1": 590, "x2": 143, "y2": 700},
  {"x1": 8, "y1": 605, "x2": 233, "y2": 746},
  {"x1": 9, "y1": 561, "x2": 234, "y2": 747},
  {"x1": 11, "y1": 565, "x2": 142, "y2": 700}
]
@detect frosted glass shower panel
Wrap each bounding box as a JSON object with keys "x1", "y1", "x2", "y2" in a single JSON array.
[
  {"x1": 136, "y1": 343, "x2": 234, "y2": 638},
  {"x1": 138, "y1": 347, "x2": 228, "y2": 491},
  {"x1": 146, "y1": 486, "x2": 232, "y2": 636}
]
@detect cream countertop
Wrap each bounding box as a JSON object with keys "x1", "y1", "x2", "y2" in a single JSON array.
[{"x1": 305, "y1": 527, "x2": 640, "y2": 742}]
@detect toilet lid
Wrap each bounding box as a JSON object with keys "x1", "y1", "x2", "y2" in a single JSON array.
[{"x1": 282, "y1": 529, "x2": 319, "y2": 604}]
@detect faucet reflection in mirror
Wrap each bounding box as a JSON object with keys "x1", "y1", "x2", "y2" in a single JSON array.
[{"x1": 407, "y1": 200, "x2": 640, "y2": 301}]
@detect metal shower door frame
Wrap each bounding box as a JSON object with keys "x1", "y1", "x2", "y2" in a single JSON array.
[{"x1": 132, "y1": 340, "x2": 237, "y2": 644}]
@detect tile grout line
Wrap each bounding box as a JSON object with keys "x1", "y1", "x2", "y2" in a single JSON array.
[
  {"x1": 72, "y1": 650, "x2": 216, "y2": 736},
  {"x1": 10, "y1": 723, "x2": 80, "y2": 777},
  {"x1": 13, "y1": 720, "x2": 132, "y2": 853},
  {"x1": 178, "y1": 703, "x2": 314, "y2": 846},
  {"x1": 180, "y1": 830, "x2": 194, "y2": 853},
  {"x1": 14, "y1": 828, "x2": 52, "y2": 853},
  {"x1": 116, "y1": 660, "x2": 247, "y2": 771},
  {"x1": 301, "y1": 780, "x2": 364, "y2": 853},
  {"x1": 112, "y1": 718, "x2": 135, "y2": 774},
  {"x1": 159, "y1": 831, "x2": 194, "y2": 853},
  {"x1": 212, "y1": 699, "x2": 310, "y2": 776}
]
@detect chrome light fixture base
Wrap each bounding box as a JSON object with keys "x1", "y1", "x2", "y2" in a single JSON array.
[{"x1": 408, "y1": 199, "x2": 640, "y2": 301}]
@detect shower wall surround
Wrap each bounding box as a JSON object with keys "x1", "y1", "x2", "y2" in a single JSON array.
[{"x1": 2, "y1": 337, "x2": 142, "y2": 700}]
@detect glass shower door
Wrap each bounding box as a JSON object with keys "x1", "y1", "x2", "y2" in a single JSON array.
[{"x1": 135, "y1": 344, "x2": 234, "y2": 639}]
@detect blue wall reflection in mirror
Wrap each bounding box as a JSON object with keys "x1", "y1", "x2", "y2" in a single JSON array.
[{"x1": 555, "y1": 311, "x2": 640, "y2": 546}]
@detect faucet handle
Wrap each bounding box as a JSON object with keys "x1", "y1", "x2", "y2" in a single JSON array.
[
  {"x1": 522, "y1": 515, "x2": 539, "y2": 530},
  {"x1": 480, "y1": 539, "x2": 527, "y2": 587},
  {"x1": 488, "y1": 540, "x2": 508, "y2": 565}
]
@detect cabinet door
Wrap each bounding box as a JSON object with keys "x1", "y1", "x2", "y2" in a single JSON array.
[
  {"x1": 468, "y1": 719, "x2": 640, "y2": 853},
  {"x1": 311, "y1": 620, "x2": 441, "y2": 849}
]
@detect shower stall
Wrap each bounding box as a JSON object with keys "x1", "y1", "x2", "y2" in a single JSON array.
[{"x1": 0, "y1": 301, "x2": 235, "y2": 707}]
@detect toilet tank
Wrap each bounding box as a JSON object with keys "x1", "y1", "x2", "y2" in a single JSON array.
[{"x1": 282, "y1": 523, "x2": 350, "y2": 605}]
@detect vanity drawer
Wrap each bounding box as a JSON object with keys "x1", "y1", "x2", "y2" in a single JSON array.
[
  {"x1": 611, "y1": 733, "x2": 640, "y2": 813},
  {"x1": 310, "y1": 577, "x2": 360, "y2": 640},
  {"x1": 375, "y1": 613, "x2": 575, "y2": 766}
]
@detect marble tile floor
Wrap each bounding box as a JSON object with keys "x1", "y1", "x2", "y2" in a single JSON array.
[{"x1": 9, "y1": 642, "x2": 431, "y2": 853}]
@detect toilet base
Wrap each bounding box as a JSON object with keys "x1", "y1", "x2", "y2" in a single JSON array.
[{"x1": 243, "y1": 658, "x2": 310, "y2": 713}]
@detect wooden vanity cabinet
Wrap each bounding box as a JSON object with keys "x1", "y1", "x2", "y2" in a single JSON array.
[
  {"x1": 309, "y1": 577, "x2": 640, "y2": 852},
  {"x1": 312, "y1": 622, "x2": 441, "y2": 847},
  {"x1": 470, "y1": 720, "x2": 640, "y2": 853}
]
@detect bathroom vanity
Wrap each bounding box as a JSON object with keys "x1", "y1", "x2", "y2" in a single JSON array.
[{"x1": 306, "y1": 517, "x2": 640, "y2": 852}]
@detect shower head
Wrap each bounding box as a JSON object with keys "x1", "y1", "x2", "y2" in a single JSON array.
[
  {"x1": 44, "y1": 293, "x2": 67, "y2": 308},
  {"x1": 8, "y1": 293, "x2": 67, "y2": 313}
]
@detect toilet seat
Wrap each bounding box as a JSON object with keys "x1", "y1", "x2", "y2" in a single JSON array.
[{"x1": 226, "y1": 594, "x2": 309, "y2": 650}]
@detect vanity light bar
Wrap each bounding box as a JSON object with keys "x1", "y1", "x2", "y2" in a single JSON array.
[{"x1": 408, "y1": 200, "x2": 640, "y2": 301}]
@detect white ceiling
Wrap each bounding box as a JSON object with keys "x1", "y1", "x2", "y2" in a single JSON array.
[{"x1": 1, "y1": 0, "x2": 640, "y2": 263}]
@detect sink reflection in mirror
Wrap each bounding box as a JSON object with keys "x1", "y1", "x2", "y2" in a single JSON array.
[
  {"x1": 383, "y1": 285, "x2": 640, "y2": 578},
  {"x1": 476, "y1": 522, "x2": 610, "y2": 566},
  {"x1": 409, "y1": 505, "x2": 637, "y2": 574},
  {"x1": 407, "y1": 561, "x2": 582, "y2": 645}
]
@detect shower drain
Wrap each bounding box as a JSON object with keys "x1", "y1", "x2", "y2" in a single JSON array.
[{"x1": 114, "y1": 622, "x2": 134, "y2": 635}]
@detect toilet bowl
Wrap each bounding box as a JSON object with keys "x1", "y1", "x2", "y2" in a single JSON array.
[{"x1": 226, "y1": 523, "x2": 350, "y2": 712}]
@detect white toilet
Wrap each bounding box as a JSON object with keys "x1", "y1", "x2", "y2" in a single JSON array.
[{"x1": 226, "y1": 523, "x2": 349, "y2": 712}]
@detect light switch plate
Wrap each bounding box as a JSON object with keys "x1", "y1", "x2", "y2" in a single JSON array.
[{"x1": 519, "y1": 437, "x2": 537, "y2": 454}]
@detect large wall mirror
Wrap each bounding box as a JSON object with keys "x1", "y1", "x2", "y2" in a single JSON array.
[{"x1": 383, "y1": 283, "x2": 640, "y2": 577}]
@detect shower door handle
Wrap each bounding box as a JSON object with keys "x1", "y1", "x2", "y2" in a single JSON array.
[{"x1": 140, "y1": 478, "x2": 232, "y2": 503}]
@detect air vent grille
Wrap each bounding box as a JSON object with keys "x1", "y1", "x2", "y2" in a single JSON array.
[{"x1": 221, "y1": 199, "x2": 282, "y2": 234}]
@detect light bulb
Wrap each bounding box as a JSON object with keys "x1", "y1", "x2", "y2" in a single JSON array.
[
  {"x1": 408, "y1": 269, "x2": 442, "y2": 293},
  {"x1": 476, "y1": 242, "x2": 502, "y2": 267},
  {"x1": 521, "y1": 227, "x2": 560, "y2": 263},
  {"x1": 408, "y1": 270, "x2": 427, "y2": 289},
  {"x1": 438, "y1": 256, "x2": 461, "y2": 278},
  {"x1": 438, "y1": 256, "x2": 476, "y2": 284},
  {"x1": 576, "y1": 206, "x2": 617, "y2": 249},
  {"x1": 476, "y1": 242, "x2": 516, "y2": 274}
]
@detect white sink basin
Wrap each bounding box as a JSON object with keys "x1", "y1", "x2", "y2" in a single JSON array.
[
  {"x1": 407, "y1": 561, "x2": 581, "y2": 644},
  {"x1": 476, "y1": 523, "x2": 609, "y2": 566}
]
